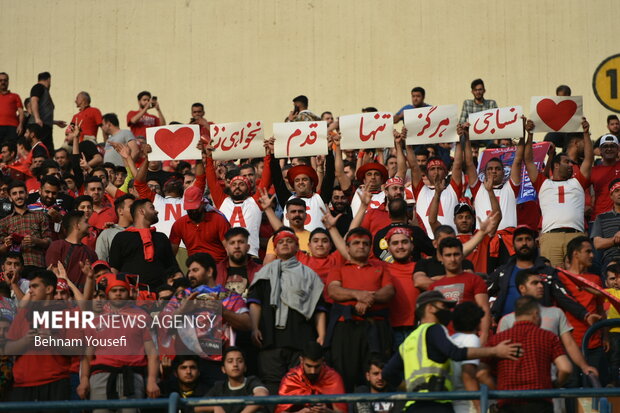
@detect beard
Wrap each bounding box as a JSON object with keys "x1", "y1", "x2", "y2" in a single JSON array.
[
  {"x1": 515, "y1": 246, "x2": 537, "y2": 261},
  {"x1": 230, "y1": 191, "x2": 248, "y2": 201},
  {"x1": 187, "y1": 209, "x2": 203, "y2": 222},
  {"x1": 230, "y1": 252, "x2": 247, "y2": 265}
]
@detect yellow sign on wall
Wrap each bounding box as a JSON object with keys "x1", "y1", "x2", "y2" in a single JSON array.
[{"x1": 593, "y1": 54, "x2": 620, "y2": 113}]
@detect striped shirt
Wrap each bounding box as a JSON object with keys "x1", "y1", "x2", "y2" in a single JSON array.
[{"x1": 591, "y1": 209, "x2": 620, "y2": 265}]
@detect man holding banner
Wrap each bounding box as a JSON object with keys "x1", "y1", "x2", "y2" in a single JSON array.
[
  {"x1": 405, "y1": 128, "x2": 463, "y2": 238},
  {"x1": 524, "y1": 118, "x2": 593, "y2": 267}
]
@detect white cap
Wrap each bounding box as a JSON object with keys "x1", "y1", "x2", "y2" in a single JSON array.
[{"x1": 600, "y1": 134, "x2": 619, "y2": 146}]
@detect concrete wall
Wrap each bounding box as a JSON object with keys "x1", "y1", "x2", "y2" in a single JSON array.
[{"x1": 1, "y1": 0, "x2": 618, "y2": 146}]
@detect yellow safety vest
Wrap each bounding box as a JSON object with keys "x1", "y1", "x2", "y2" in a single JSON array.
[{"x1": 399, "y1": 322, "x2": 453, "y2": 403}]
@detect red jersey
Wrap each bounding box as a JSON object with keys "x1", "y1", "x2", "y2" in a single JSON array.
[
  {"x1": 430, "y1": 272, "x2": 487, "y2": 304},
  {"x1": 457, "y1": 232, "x2": 491, "y2": 273},
  {"x1": 89, "y1": 304, "x2": 152, "y2": 368},
  {"x1": 126, "y1": 110, "x2": 161, "y2": 138},
  {"x1": 89, "y1": 201, "x2": 118, "y2": 230},
  {"x1": 591, "y1": 161, "x2": 620, "y2": 220},
  {"x1": 8, "y1": 308, "x2": 72, "y2": 387},
  {"x1": 70, "y1": 106, "x2": 103, "y2": 141},
  {"x1": 327, "y1": 260, "x2": 392, "y2": 313},
  {"x1": 557, "y1": 271, "x2": 603, "y2": 349},
  {"x1": 387, "y1": 261, "x2": 418, "y2": 327},
  {"x1": 0, "y1": 91, "x2": 22, "y2": 127},
  {"x1": 169, "y1": 212, "x2": 231, "y2": 262}
]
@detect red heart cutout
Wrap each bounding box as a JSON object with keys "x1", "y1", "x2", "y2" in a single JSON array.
[
  {"x1": 154, "y1": 127, "x2": 195, "y2": 159},
  {"x1": 536, "y1": 99, "x2": 577, "y2": 131}
]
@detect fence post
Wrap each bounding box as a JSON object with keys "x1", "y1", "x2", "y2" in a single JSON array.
[
  {"x1": 480, "y1": 385, "x2": 489, "y2": 413},
  {"x1": 168, "y1": 392, "x2": 180, "y2": 413}
]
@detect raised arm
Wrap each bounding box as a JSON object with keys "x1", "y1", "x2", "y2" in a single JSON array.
[
  {"x1": 580, "y1": 118, "x2": 593, "y2": 180},
  {"x1": 451, "y1": 137, "x2": 463, "y2": 187},
  {"x1": 332, "y1": 133, "x2": 352, "y2": 192},
  {"x1": 322, "y1": 212, "x2": 351, "y2": 260},
  {"x1": 427, "y1": 178, "x2": 445, "y2": 233},
  {"x1": 348, "y1": 185, "x2": 372, "y2": 231},
  {"x1": 319, "y1": 150, "x2": 336, "y2": 204},
  {"x1": 523, "y1": 119, "x2": 539, "y2": 185},
  {"x1": 257, "y1": 187, "x2": 283, "y2": 231},
  {"x1": 204, "y1": 150, "x2": 227, "y2": 208},
  {"x1": 270, "y1": 152, "x2": 292, "y2": 208},
  {"x1": 393, "y1": 130, "x2": 407, "y2": 179},
  {"x1": 510, "y1": 119, "x2": 526, "y2": 185},
  {"x1": 463, "y1": 211, "x2": 501, "y2": 256},
  {"x1": 461, "y1": 124, "x2": 479, "y2": 188},
  {"x1": 404, "y1": 129, "x2": 424, "y2": 188}
]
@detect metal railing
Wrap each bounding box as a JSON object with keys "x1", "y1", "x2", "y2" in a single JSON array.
[
  {"x1": 1, "y1": 387, "x2": 620, "y2": 412},
  {"x1": 1, "y1": 319, "x2": 617, "y2": 412}
]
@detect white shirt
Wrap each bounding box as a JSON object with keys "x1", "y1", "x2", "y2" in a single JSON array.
[
  {"x1": 413, "y1": 179, "x2": 461, "y2": 239},
  {"x1": 471, "y1": 179, "x2": 519, "y2": 230},
  {"x1": 153, "y1": 194, "x2": 186, "y2": 247},
  {"x1": 283, "y1": 193, "x2": 327, "y2": 231},
  {"x1": 218, "y1": 197, "x2": 262, "y2": 256},
  {"x1": 451, "y1": 332, "x2": 480, "y2": 413},
  {"x1": 535, "y1": 172, "x2": 587, "y2": 233},
  {"x1": 351, "y1": 189, "x2": 385, "y2": 218}
]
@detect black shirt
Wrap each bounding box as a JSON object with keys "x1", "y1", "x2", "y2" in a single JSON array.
[
  {"x1": 108, "y1": 230, "x2": 180, "y2": 288},
  {"x1": 79, "y1": 141, "x2": 100, "y2": 162},
  {"x1": 247, "y1": 279, "x2": 326, "y2": 350},
  {"x1": 207, "y1": 376, "x2": 268, "y2": 413},
  {"x1": 414, "y1": 256, "x2": 474, "y2": 277}
]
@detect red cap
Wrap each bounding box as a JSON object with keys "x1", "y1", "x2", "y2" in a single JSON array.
[
  {"x1": 183, "y1": 185, "x2": 203, "y2": 210},
  {"x1": 356, "y1": 162, "x2": 388, "y2": 184},
  {"x1": 513, "y1": 225, "x2": 538, "y2": 237},
  {"x1": 287, "y1": 165, "x2": 319, "y2": 189},
  {"x1": 92, "y1": 260, "x2": 110, "y2": 270}
]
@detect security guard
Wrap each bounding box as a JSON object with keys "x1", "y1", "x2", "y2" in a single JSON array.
[{"x1": 382, "y1": 291, "x2": 521, "y2": 413}]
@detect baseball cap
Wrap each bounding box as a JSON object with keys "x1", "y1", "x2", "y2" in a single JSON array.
[
  {"x1": 415, "y1": 290, "x2": 456, "y2": 309},
  {"x1": 513, "y1": 225, "x2": 538, "y2": 238},
  {"x1": 454, "y1": 202, "x2": 474, "y2": 216},
  {"x1": 183, "y1": 185, "x2": 203, "y2": 210},
  {"x1": 600, "y1": 134, "x2": 619, "y2": 147}
]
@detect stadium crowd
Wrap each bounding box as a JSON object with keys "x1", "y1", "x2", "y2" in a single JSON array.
[{"x1": 1, "y1": 72, "x2": 620, "y2": 413}]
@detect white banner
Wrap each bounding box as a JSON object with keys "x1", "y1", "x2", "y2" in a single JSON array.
[
  {"x1": 146, "y1": 124, "x2": 202, "y2": 161},
  {"x1": 210, "y1": 121, "x2": 265, "y2": 160},
  {"x1": 404, "y1": 105, "x2": 459, "y2": 145},
  {"x1": 339, "y1": 112, "x2": 394, "y2": 150},
  {"x1": 273, "y1": 121, "x2": 328, "y2": 158},
  {"x1": 529, "y1": 96, "x2": 583, "y2": 133},
  {"x1": 468, "y1": 106, "x2": 523, "y2": 140}
]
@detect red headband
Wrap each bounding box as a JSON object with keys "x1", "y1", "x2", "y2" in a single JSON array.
[
  {"x1": 427, "y1": 159, "x2": 447, "y2": 171},
  {"x1": 230, "y1": 175, "x2": 251, "y2": 187},
  {"x1": 274, "y1": 230, "x2": 298, "y2": 245},
  {"x1": 346, "y1": 233, "x2": 371, "y2": 243},
  {"x1": 385, "y1": 177, "x2": 404, "y2": 189},
  {"x1": 56, "y1": 279, "x2": 70, "y2": 292},
  {"x1": 610, "y1": 182, "x2": 620, "y2": 194},
  {"x1": 385, "y1": 227, "x2": 412, "y2": 241}
]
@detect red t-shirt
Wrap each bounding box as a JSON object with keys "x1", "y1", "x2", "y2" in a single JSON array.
[
  {"x1": 89, "y1": 305, "x2": 151, "y2": 368},
  {"x1": 298, "y1": 250, "x2": 344, "y2": 301},
  {"x1": 8, "y1": 308, "x2": 72, "y2": 387},
  {"x1": 590, "y1": 161, "x2": 620, "y2": 220},
  {"x1": 71, "y1": 106, "x2": 103, "y2": 141},
  {"x1": 126, "y1": 111, "x2": 161, "y2": 138},
  {"x1": 169, "y1": 212, "x2": 231, "y2": 262},
  {"x1": 457, "y1": 232, "x2": 491, "y2": 274},
  {"x1": 361, "y1": 204, "x2": 391, "y2": 237},
  {"x1": 557, "y1": 271, "x2": 603, "y2": 349},
  {"x1": 89, "y1": 203, "x2": 118, "y2": 230},
  {"x1": 0, "y1": 91, "x2": 22, "y2": 126},
  {"x1": 326, "y1": 259, "x2": 393, "y2": 312},
  {"x1": 430, "y1": 272, "x2": 487, "y2": 304},
  {"x1": 388, "y1": 261, "x2": 418, "y2": 327}
]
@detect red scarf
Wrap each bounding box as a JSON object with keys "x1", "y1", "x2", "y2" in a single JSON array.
[
  {"x1": 125, "y1": 227, "x2": 156, "y2": 262},
  {"x1": 275, "y1": 364, "x2": 347, "y2": 413}
]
